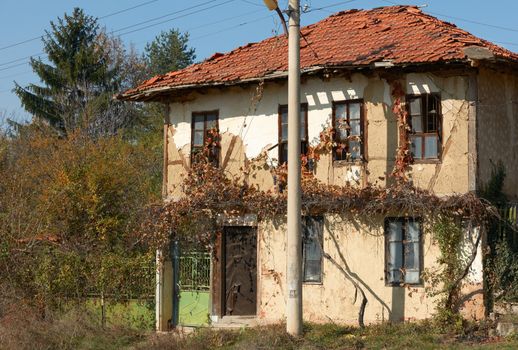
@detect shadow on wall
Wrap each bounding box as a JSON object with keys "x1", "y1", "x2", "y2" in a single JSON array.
[{"x1": 323, "y1": 217, "x2": 402, "y2": 325}]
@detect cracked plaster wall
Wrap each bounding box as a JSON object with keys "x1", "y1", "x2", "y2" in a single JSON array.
[
  {"x1": 257, "y1": 215, "x2": 484, "y2": 324},
  {"x1": 162, "y1": 71, "x2": 484, "y2": 323},
  {"x1": 165, "y1": 72, "x2": 471, "y2": 198},
  {"x1": 477, "y1": 67, "x2": 518, "y2": 199}
]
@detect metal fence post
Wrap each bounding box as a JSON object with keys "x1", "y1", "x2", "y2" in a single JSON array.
[{"x1": 171, "y1": 240, "x2": 180, "y2": 328}]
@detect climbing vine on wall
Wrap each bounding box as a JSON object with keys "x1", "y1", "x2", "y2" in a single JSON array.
[
  {"x1": 390, "y1": 80, "x2": 413, "y2": 181},
  {"x1": 140, "y1": 79, "x2": 501, "y2": 327}
]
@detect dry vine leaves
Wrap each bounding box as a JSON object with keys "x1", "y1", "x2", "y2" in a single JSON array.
[{"x1": 139, "y1": 153, "x2": 496, "y2": 250}]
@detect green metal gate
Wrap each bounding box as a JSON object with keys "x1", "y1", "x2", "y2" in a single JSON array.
[{"x1": 177, "y1": 252, "x2": 211, "y2": 326}]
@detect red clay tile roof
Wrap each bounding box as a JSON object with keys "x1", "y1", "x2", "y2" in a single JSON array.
[{"x1": 118, "y1": 5, "x2": 518, "y2": 101}]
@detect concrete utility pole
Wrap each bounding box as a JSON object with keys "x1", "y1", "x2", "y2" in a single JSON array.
[
  {"x1": 263, "y1": 0, "x2": 302, "y2": 337},
  {"x1": 286, "y1": 0, "x2": 302, "y2": 337}
]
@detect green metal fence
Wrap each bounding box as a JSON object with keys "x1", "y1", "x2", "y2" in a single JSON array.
[
  {"x1": 179, "y1": 252, "x2": 211, "y2": 291},
  {"x1": 177, "y1": 252, "x2": 211, "y2": 326}
]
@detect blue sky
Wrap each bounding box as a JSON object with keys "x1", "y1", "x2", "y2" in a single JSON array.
[{"x1": 1, "y1": 0, "x2": 518, "y2": 122}]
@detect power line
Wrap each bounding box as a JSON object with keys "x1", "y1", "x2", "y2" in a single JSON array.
[
  {"x1": 0, "y1": 0, "x2": 163, "y2": 52},
  {"x1": 112, "y1": 0, "x2": 228, "y2": 34},
  {"x1": 307, "y1": 0, "x2": 358, "y2": 13},
  {"x1": 116, "y1": 0, "x2": 235, "y2": 37},
  {"x1": 0, "y1": 0, "x2": 235, "y2": 72},
  {"x1": 185, "y1": 9, "x2": 260, "y2": 32},
  {"x1": 0, "y1": 3, "x2": 257, "y2": 82},
  {"x1": 0, "y1": 53, "x2": 43, "y2": 68},
  {"x1": 190, "y1": 15, "x2": 273, "y2": 41},
  {"x1": 0, "y1": 61, "x2": 30, "y2": 73},
  {"x1": 379, "y1": 0, "x2": 518, "y2": 34},
  {"x1": 99, "y1": 0, "x2": 160, "y2": 19},
  {"x1": 240, "y1": 0, "x2": 263, "y2": 7},
  {"x1": 427, "y1": 10, "x2": 518, "y2": 34}
]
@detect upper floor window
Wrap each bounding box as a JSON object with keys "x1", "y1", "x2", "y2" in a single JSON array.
[
  {"x1": 191, "y1": 111, "x2": 219, "y2": 166},
  {"x1": 278, "y1": 104, "x2": 308, "y2": 165},
  {"x1": 302, "y1": 216, "x2": 324, "y2": 283},
  {"x1": 385, "y1": 217, "x2": 422, "y2": 286},
  {"x1": 406, "y1": 94, "x2": 442, "y2": 160},
  {"x1": 332, "y1": 100, "x2": 364, "y2": 161}
]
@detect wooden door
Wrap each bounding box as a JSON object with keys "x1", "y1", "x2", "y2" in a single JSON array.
[{"x1": 223, "y1": 226, "x2": 257, "y2": 316}]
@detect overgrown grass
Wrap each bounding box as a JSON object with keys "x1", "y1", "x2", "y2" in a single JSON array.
[
  {"x1": 2, "y1": 304, "x2": 518, "y2": 350},
  {"x1": 134, "y1": 321, "x2": 518, "y2": 350},
  {"x1": 0, "y1": 304, "x2": 144, "y2": 350}
]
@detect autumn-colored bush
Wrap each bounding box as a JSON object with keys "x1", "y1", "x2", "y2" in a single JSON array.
[{"x1": 0, "y1": 125, "x2": 160, "y2": 309}]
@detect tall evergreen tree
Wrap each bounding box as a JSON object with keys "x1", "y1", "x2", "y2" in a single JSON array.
[
  {"x1": 144, "y1": 29, "x2": 196, "y2": 76},
  {"x1": 14, "y1": 8, "x2": 118, "y2": 134}
]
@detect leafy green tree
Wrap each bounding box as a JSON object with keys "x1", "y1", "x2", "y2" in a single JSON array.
[
  {"x1": 144, "y1": 29, "x2": 196, "y2": 76},
  {"x1": 14, "y1": 8, "x2": 122, "y2": 134}
]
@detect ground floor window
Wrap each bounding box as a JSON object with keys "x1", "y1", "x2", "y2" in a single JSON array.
[
  {"x1": 385, "y1": 217, "x2": 422, "y2": 285},
  {"x1": 302, "y1": 216, "x2": 324, "y2": 283}
]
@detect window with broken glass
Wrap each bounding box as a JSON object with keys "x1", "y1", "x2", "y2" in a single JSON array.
[
  {"x1": 278, "y1": 104, "x2": 308, "y2": 165},
  {"x1": 302, "y1": 216, "x2": 324, "y2": 283},
  {"x1": 385, "y1": 217, "x2": 422, "y2": 286},
  {"x1": 332, "y1": 100, "x2": 364, "y2": 162},
  {"x1": 407, "y1": 94, "x2": 442, "y2": 160},
  {"x1": 191, "y1": 111, "x2": 219, "y2": 166}
]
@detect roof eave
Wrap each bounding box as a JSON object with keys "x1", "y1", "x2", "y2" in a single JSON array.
[{"x1": 116, "y1": 59, "x2": 484, "y2": 102}]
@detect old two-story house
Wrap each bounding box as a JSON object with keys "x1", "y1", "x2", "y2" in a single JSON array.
[{"x1": 118, "y1": 6, "x2": 518, "y2": 330}]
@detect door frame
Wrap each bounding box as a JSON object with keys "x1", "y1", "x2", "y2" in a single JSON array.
[{"x1": 211, "y1": 224, "x2": 258, "y2": 319}]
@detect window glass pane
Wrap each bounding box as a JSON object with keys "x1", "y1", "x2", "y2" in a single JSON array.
[
  {"x1": 194, "y1": 116, "x2": 204, "y2": 130},
  {"x1": 350, "y1": 119, "x2": 361, "y2": 136},
  {"x1": 424, "y1": 135, "x2": 438, "y2": 158},
  {"x1": 387, "y1": 221, "x2": 403, "y2": 242},
  {"x1": 387, "y1": 270, "x2": 402, "y2": 284},
  {"x1": 206, "y1": 114, "x2": 218, "y2": 129},
  {"x1": 411, "y1": 115, "x2": 423, "y2": 133},
  {"x1": 409, "y1": 98, "x2": 421, "y2": 116},
  {"x1": 407, "y1": 220, "x2": 420, "y2": 242},
  {"x1": 405, "y1": 242, "x2": 420, "y2": 270},
  {"x1": 426, "y1": 113, "x2": 437, "y2": 132},
  {"x1": 281, "y1": 112, "x2": 288, "y2": 125},
  {"x1": 410, "y1": 136, "x2": 422, "y2": 159},
  {"x1": 335, "y1": 145, "x2": 346, "y2": 161},
  {"x1": 427, "y1": 95, "x2": 439, "y2": 114},
  {"x1": 348, "y1": 140, "x2": 361, "y2": 160},
  {"x1": 303, "y1": 217, "x2": 323, "y2": 282},
  {"x1": 301, "y1": 142, "x2": 308, "y2": 156},
  {"x1": 388, "y1": 242, "x2": 403, "y2": 271},
  {"x1": 336, "y1": 118, "x2": 348, "y2": 141},
  {"x1": 300, "y1": 124, "x2": 307, "y2": 140},
  {"x1": 279, "y1": 143, "x2": 288, "y2": 164},
  {"x1": 404, "y1": 270, "x2": 420, "y2": 284},
  {"x1": 304, "y1": 260, "x2": 321, "y2": 282},
  {"x1": 335, "y1": 104, "x2": 346, "y2": 119},
  {"x1": 281, "y1": 124, "x2": 288, "y2": 141},
  {"x1": 193, "y1": 130, "x2": 204, "y2": 146},
  {"x1": 349, "y1": 102, "x2": 361, "y2": 120}
]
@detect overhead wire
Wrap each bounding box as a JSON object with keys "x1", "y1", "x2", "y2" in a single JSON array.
[
  {"x1": 112, "y1": 0, "x2": 230, "y2": 35},
  {"x1": 379, "y1": 0, "x2": 518, "y2": 34},
  {"x1": 0, "y1": 1, "x2": 260, "y2": 87},
  {"x1": 190, "y1": 15, "x2": 273, "y2": 41},
  {"x1": 0, "y1": 0, "x2": 163, "y2": 52},
  {"x1": 0, "y1": 0, "x2": 237, "y2": 73},
  {"x1": 0, "y1": 53, "x2": 44, "y2": 68},
  {"x1": 98, "y1": 0, "x2": 161, "y2": 19},
  {"x1": 116, "y1": 0, "x2": 236, "y2": 37}
]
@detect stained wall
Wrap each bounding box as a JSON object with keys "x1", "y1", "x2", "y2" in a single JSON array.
[
  {"x1": 165, "y1": 72, "x2": 471, "y2": 197},
  {"x1": 477, "y1": 67, "x2": 518, "y2": 199}
]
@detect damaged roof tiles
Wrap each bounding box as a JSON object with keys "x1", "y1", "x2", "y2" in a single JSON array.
[{"x1": 118, "y1": 5, "x2": 518, "y2": 101}]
